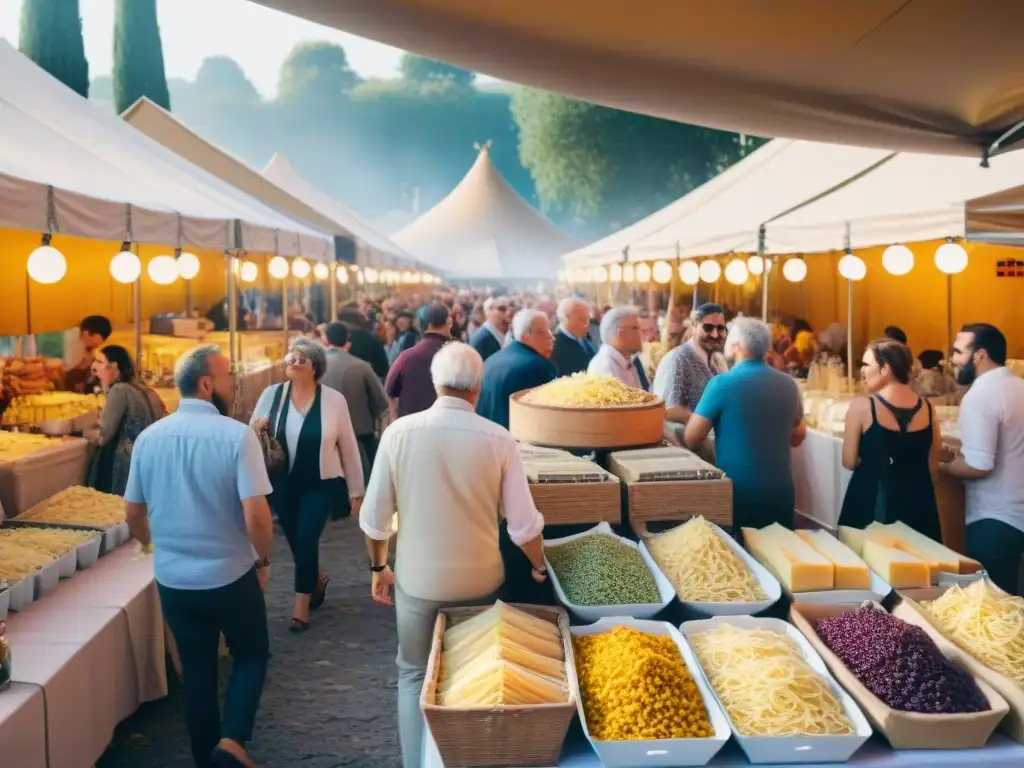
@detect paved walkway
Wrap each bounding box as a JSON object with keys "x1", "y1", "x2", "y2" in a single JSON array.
[{"x1": 98, "y1": 517, "x2": 402, "y2": 767}]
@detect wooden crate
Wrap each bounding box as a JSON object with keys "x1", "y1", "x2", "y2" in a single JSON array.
[
  {"x1": 529, "y1": 480, "x2": 622, "y2": 525},
  {"x1": 626, "y1": 478, "x2": 732, "y2": 535}
]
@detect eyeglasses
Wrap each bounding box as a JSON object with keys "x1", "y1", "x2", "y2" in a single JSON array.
[
  {"x1": 493, "y1": 305, "x2": 509, "y2": 312},
  {"x1": 284, "y1": 353, "x2": 310, "y2": 366},
  {"x1": 702, "y1": 323, "x2": 727, "y2": 335}
]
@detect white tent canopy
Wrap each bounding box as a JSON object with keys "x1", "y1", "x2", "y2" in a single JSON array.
[
  {"x1": 563, "y1": 139, "x2": 892, "y2": 266},
  {"x1": 765, "y1": 150, "x2": 1024, "y2": 253},
  {"x1": 392, "y1": 146, "x2": 582, "y2": 280},
  {"x1": 260, "y1": 154, "x2": 428, "y2": 271},
  {"x1": 0, "y1": 40, "x2": 331, "y2": 257}
]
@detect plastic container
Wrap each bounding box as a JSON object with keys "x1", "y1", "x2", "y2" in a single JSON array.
[
  {"x1": 76, "y1": 534, "x2": 102, "y2": 570},
  {"x1": 7, "y1": 578, "x2": 34, "y2": 612},
  {"x1": 55, "y1": 549, "x2": 77, "y2": 579},
  {"x1": 33, "y1": 561, "x2": 60, "y2": 599},
  {"x1": 0, "y1": 587, "x2": 9, "y2": 621},
  {"x1": 569, "y1": 617, "x2": 731, "y2": 767},
  {"x1": 680, "y1": 615, "x2": 872, "y2": 764},
  {"x1": 782, "y1": 568, "x2": 892, "y2": 605},
  {"x1": 544, "y1": 523, "x2": 675, "y2": 621}
]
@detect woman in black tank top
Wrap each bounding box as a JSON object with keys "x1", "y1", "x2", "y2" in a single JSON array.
[{"x1": 839, "y1": 339, "x2": 942, "y2": 541}]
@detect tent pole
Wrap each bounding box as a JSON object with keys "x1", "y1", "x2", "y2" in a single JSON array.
[
  {"x1": 847, "y1": 278, "x2": 854, "y2": 383},
  {"x1": 228, "y1": 250, "x2": 238, "y2": 367},
  {"x1": 946, "y1": 274, "x2": 953, "y2": 361},
  {"x1": 24, "y1": 272, "x2": 32, "y2": 337},
  {"x1": 330, "y1": 263, "x2": 338, "y2": 323},
  {"x1": 758, "y1": 226, "x2": 768, "y2": 322}
]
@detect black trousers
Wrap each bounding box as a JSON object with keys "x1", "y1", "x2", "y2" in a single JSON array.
[
  {"x1": 967, "y1": 518, "x2": 1024, "y2": 595},
  {"x1": 358, "y1": 433, "x2": 378, "y2": 475},
  {"x1": 158, "y1": 568, "x2": 269, "y2": 768},
  {"x1": 275, "y1": 478, "x2": 338, "y2": 594}
]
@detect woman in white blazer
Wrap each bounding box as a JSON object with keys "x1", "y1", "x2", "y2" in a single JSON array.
[{"x1": 251, "y1": 337, "x2": 365, "y2": 632}]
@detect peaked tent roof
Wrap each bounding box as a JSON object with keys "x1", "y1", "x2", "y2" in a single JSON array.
[
  {"x1": 252, "y1": 0, "x2": 1024, "y2": 156},
  {"x1": 392, "y1": 147, "x2": 581, "y2": 280},
  {"x1": 563, "y1": 139, "x2": 892, "y2": 266},
  {"x1": 0, "y1": 40, "x2": 331, "y2": 257},
  {"x1": 260, "y1": 154, "x2": 426, "y2": 271}
]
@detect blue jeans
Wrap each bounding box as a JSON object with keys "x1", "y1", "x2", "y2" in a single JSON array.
[
  {"x1": 158, "y1": 568, "x2": 269, "y2": 767},
  {"x1": 275, "y1": 478, "x2": 339, "y2": 594}
]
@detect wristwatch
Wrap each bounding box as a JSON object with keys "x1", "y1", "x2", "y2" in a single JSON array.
[
  {"x1": 370, "y1": 564, "x2": 387, "y2": 573},
  {"x1": 254, "y1": 557, "x2": 270, "y2": 570}
]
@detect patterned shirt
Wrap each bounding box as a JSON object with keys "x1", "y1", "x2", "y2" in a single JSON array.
[{"x1": 653, "y1": 340, "x2": 728, "y2": 412}]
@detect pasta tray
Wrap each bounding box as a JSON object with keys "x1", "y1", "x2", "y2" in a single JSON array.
[
  {"x1": 680, "y1": 616, "x2": 872, "y2": 764},
  {"x1": 568, "y1": 618, "x2": 731, "y2": 767}
]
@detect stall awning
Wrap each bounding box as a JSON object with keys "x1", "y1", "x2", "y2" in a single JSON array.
[
  {"x1": 765, "y1": 150, "x2": 1024, "y2": 253},
  {"x1": 563, "y1": 139, "x2": 891, "y2": 266},
  {"x1": 0, "y1": 41, "x2": 332, "y2": 257},
  {"x1": 251, "y1": 0, "x2": 1024, "y2": 156},
  {"x1": 392, "y1": 146, "x2": 581, "y2": 280},
  {"x1": 260, "y1": 154, "x2": 428, "y2": 271}
]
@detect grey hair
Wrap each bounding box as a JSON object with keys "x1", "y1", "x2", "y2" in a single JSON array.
[
  {"x1": 430, "y1": 341, "x2": 483, "y2": 391},
  {"x1": 556, "y1": 297, "x2": 589, "y2": 326},
  {"x1": 290, "y1": 337, "x2": 328, "y2": 381},
  {"x1": 725, "y1": 317, "x2": 772, "y2": 360},
  {"x1": 512, "y1": 308, "x2": 548, "y2": 341},
  {"x1": 174, "y1": 344, "x2": 222, "y2": 397},
  {"x1": 600, "y1": 305, "x2": 639, "y2": 342},
  {"x1": 483, "y1": 296, "x2": 503, "y2": 313}
]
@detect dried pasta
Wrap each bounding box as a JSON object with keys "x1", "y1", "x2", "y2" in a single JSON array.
[
  {"x1": 690, "y1": 624, "x2": 853, "y2": 736},
  {"x1": 521, "y1": 373, "x2": 656, "y2": 408},
  {"x1": 19, "y1": 486, "x2": 124, "y2": 527},
  {"x1": 923, "y1": 580, "x2": 1024, "y2": 684},
  {"x1": 645, "y1": 516, "x2": 766, "y2": 602},
  {"x1": 0, "y1": 528, "x2": 94, "y2": 557},
  {"x1": 0, "y1": 540, "x2": 54, "y2": 581}
]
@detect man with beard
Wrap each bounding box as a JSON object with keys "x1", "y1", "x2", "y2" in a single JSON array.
[
  {"x1": 124, "y1": 345, "x2": 274, "y2": 768},
  {"x1": 943, "y1": 323, "x2": 1024, "y2": 594},
  {"x1": 653, "y1": 303, "x2": 730, "y2": 425}
]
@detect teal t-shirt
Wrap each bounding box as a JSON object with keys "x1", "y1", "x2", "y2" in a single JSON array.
[{"x1": 695, "y1": 360, "x2": 802, "y2": 507}]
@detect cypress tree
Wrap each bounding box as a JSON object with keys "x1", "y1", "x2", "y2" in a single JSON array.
[
  {"x1": 19, "y1": 0, "x2": 90, "y2": 98},
  {"x1": 113, "y1": 0, "x2": 171, "y2": 114}
]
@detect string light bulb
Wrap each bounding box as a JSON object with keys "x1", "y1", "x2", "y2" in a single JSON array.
[
  {"x1": 724, "y1": 258, "x2": 749, "y2": 285},
  {"x1": 239, "y1": 261, "x2": 258, "y2": 283},
  {"x1": 148, "y1": 255, "x2": 179, "y2": 285},
  {"x1": 109, "y1": 243, "x2": 141, "y2": 284},
  {"x1": 838, "y1": 253, "x2": 867, "y2": 281},
  {"x1": 635, "y1": 263, "x2": 652, "y2": 283},
  {"x1": 291, "y1": 258, "x2": 311, "y2": 279},
  {"x1": 935, "y1": 240, "x2": 968, "y2": 275},
  {"x1": 882, "y1": 244, "x2": 914, "y2": 276},
  {"x1": 176, "y1": 251, "x2": 200, "y2": 280},
  {"x1": 268, "y1": 256, "x2": 289, "y2": 279},
  {"x1": 27, "y1": 236, "x2": 67, "y2": 284},
  {"x1": 782, "y1": 257, "x2": 807, "y2": 283},
  {"x1": 313, "y1": 262, "x2": 329, "y2": 281},
  {"x1": 699, "y1": 260, "x2": 721, "y2": 283}
]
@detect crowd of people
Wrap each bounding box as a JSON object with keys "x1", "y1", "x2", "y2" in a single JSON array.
[{"x1": 44, "y1": 285, "x2": 1019, "y2": 768}]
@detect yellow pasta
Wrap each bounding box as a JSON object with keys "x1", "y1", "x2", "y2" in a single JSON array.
[
  {"x1": 923, "y1": 580, "x2": 1024, "y2": 684},
  {"x1": 0, "y1": 432, "x2": 59, "y2": 460},
  {"x1": 20, "y1": 486, "x2": 124, "y2": 527},
  {"x1": 0, "y1": 528, "x2": 94, "y2": 557},
  {"x1": 645, "y1": 516, "x2": 766, "y2": 602},
  {"x1": 521, "y1": 374, "x2": 656, "y2": 408},
  {"x1": 0, "y1": 541, "x2": 55, "y2": 581},
  {"x1": 690, "y1": 624, "x2": 853, "y2": 737}
]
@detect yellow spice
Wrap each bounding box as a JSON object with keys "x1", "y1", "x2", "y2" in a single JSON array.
[{"x1": 573, "y1": 627, "x2": 713, "y2": 741}]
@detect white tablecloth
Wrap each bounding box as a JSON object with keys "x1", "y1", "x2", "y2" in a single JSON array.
[{"x1": 792, "y1": 428, "x2": 851, "y2": 530}]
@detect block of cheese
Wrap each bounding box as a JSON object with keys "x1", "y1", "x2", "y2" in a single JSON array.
[
  {"x1": 838, "y1": 525, "x2": 867, "y2": 557},
  {"x1": 861, "y1": 539, "x2": 931, "y2": 588},
  {"x1": 743, "y1": 524, "x2": 834, "y2": 592},
  {"x1": 872, "y1": 521, "x2": 962, "y2": 578},
  {"x1": 796, "y1": 530, "x2": 872, "y2": 590}
]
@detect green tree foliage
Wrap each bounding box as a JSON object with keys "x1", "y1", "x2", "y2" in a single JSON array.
[
  {"x1": 400, "y1": 53, "x2": 476, "y2": 91},
  {"x1": 19, "y1": 0, "x2": 90, "y2": 97},
  {"x1": 511, "y1": 88, "x2": 765, "y2": 235},
  {"x1": 113, "y1": 0, "x2": 171, "y2": 113},
  {"x1": 194, "y1": 56, "x2": 260, "y2": 105},
  {"x1": 278, "y1": 41, "x2": 359, "y2": 103}
]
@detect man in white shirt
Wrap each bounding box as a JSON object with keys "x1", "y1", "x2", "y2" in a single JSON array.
[
  {"x1": 943, "y1": 323, "x2": 1024, "y2": 594},
  {"x1": 588, "y1": 305, "x2": 647, "y2": 389},
  {"x1": 360, "y1": 342, "x2": 547, "y2": 768}
]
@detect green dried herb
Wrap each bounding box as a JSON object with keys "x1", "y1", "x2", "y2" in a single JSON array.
[{"x1": 547, "y1": 533, "x2": 660, "y2": 606}]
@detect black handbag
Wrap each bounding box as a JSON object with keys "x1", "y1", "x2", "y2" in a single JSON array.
[{"x1": 256, "y1": 384, "x2": 288, "y2": 477}]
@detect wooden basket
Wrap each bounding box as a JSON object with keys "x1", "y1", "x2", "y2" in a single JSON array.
[
  {"x1": 420, "y1": 603, "x2": 577, "y2": 767},
  {"x1": 627, "y1": 478, "x2": 732, "y2": 535},
  {"x1": 529, "y1": 480, "x2": 622, "y2": 525},
  {"x1": 509, "y1": 390, "x2": 664, "y2": 449}
]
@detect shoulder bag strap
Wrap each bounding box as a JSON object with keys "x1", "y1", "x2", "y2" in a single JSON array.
[{"x1": 269, "y1": 383, "x2": 286, "y2": 435}]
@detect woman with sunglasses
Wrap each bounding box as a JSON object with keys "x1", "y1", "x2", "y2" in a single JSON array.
[{"x1": 251, "y1": 337, "x2": 365, "y2": 632}]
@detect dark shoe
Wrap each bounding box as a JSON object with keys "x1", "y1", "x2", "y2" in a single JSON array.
[
  {"x1": 210, "y1": 746, "x2": 251, "y2": 768},
  {"x1": 289, "y1": 617, "x2": 310, "y2": 634},
  {"x1": 310, "y1": 575, "x2": 330, "y2": 611}
]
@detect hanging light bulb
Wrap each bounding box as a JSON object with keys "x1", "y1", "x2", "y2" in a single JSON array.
[
  {"x1": 782, "y1": 257, "x2": 807, "y2": 283},
  {"x1": 838, "y1": 253, "x2": 867, "y2": 281},
  {"x1": 176, "y1": 251, "x2": 200, "y2": 280},
  {"x1": 557, "y1": 270, "x2": 567, "y2": 283},
  {"x1": 313, "y1": 262, "x2": 330, "y2": 281},
  {"x1": 239, "y1": 261, "x2": 259, "y2": 283},
  {"x1": 881, "y1": 244, "x2": 914, "y2": 276},
  {"x1": 27, "y1": 235, "x2": 67, "y2": 285},
  {"x1": 355, "y1": 269, "x2": 365, "y2": 285},
  {"x1": 268, "y1": 256, "x2": 289, "y2": 279},
  {"x1": 935, "y1": 240, "x2": 968, "y2": 275},
  {"x1": 364, "y1": 267, "x2": 379, "y2": 284},
  {"x1": 635, "y1": 263, "x2": 652, "y2": 283},
  {"x1": 594, "y1": 265, "x2": 609, "y2": 283},
  {"x1": 679, "y1": 261, "x2": 700, "y2": 286},
  {"x1": 148, "y1": 255, "x2": 180, "y2": 285},
  {"x1": 109, "y1": 243, "x2": 141, "y2": 284},
  {"x1": 609, "y1": 263, "x2": 623, "y2": 282},
  {"x1": 746, "y1": 255, "x2": 763, "y2": 276},
  {"x1": 724, "y1": 258, "x2": 749, "y2": 285},
  {"x1": 699, "y1": 260, "x2": 721, "y2": 283},
  {"x1": 622, "y1": 263, "x2": 635, "y2": 283},
  {"x1": 291, "y1": 257, "x2": 311, "y2": 279},
  {"x1": 337, "y1": 266, "x2": 350, "y2": 284},
  {"x1": 651, "y1": 260, "x2": 673, "y2": 285}
]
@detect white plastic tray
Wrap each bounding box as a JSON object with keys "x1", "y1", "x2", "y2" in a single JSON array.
[
  {"x1": 680, "y1": 616, "x2": 872, "y2": 764},
  {"x1": 55, "y1": 549, "x2": 77, "y2": 579},
  {"x1": 938, "y1": 570, "x2": 987, "y2": 587},
  {"x1": 33, "y1": 560, "x2": 60, "y2": 599},
  {"x1": 115, "y1": 522, "x2": 130, "y2": 546},
  {"x1": 649, "y1": 522, "x2": 781, "y2": 616},
  {"x1": 784, "y1": 568, "x2": 893, "y2": 604},
  {"x1": 0, "y1": 587, "x2": 9, "y2": 621},
  {"x1": 569, "y1": 617, "x2": 731, "y2": 767},
  {"x1": 545, "y1": 523, "x2": 675, "y2": 621},
  {"x1": 76, "y1": 535, "x2": 102, "y2": 570},
  {"x1": 100, "y1": 526, "x2": 120, "y2": 555},
  {"x1": 7, "y1": 577, "x2": 33, "y2": 612}
]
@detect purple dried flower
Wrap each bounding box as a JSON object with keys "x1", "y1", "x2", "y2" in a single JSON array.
[{"x1": 814, "y1": 607, "x2": 988, "y2": 714}]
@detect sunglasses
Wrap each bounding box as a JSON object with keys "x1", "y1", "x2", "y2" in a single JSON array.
[
  {"x1": 702, "y1": 323, "x2": 727, "y2": 335},
  {"x1": 284, "y1": 353, "x2": 310, "y2": 366}
]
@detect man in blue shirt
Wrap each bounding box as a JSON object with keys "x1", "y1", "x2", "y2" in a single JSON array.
[
  {"x1": 684, "y1": 317, "x2": 806, "y2": 535},
  {"x1": 469, "y1": 296, "x2": 513, "y2": 362},
  {"x1": 476, "y1": 309, "x2": 556, "y2": 429},
  {"x1": 125, "y1": 345, "x2": 274, "y2": 768}
]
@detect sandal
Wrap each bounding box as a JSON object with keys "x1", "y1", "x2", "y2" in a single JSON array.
[
  {"x1": 310, "y1": 575, "x2": 330, "y2": 611},
  {"x1": 289, "y1": 617, "x2": 310, "y2": 634}
]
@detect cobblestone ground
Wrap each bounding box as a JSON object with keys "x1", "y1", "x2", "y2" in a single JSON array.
[{"x1": 97, "y1": 516, "x2": 402, "y2": 768}]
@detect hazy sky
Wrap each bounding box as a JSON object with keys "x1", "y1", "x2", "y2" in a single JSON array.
[{"x1": 0, "y1": 0, "x2": 470, "y2": 97}]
